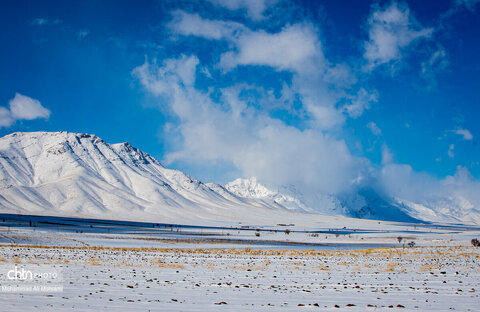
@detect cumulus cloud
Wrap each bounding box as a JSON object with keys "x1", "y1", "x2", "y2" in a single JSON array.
[
  {"x1": 367, "y1": 121, "x2": 382, "y2": 136},
  {"x1": 134, "y1": 5, "x2": 480, "y2": 224},
  {"x1": 134, "y1": 56, "x2": 366, "y2": 195},
  {"x1": 218, "y1": 24, "x2": 324, "y2": 74},
  {"x1": 136, "y1": 56, "x2": 480, "y2": 223},
  {"x1": 169, "y1": 12, "x2": 325, "y2": 74},
  {"x1": 363, "y1": 2, "x2": 433, "y2": 71},
  {"x1": 169, "y1": 11, "x2": 371, "y2": 130},
  {"x1": 206, "y1": 0, "x2": 279, "y2": 21},
  {"x1": 0, "y1": 93, "x2": 50, "y2": 128}
]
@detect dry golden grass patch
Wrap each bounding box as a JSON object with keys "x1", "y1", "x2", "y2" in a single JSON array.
[
  {"x1": 316, "y1": 264, "x2": 330, "y2": 271},
  {"x1": 150, "y1": 257, "x2": 185, "y2": 269},
  {"x1": 420, "y1": 263, "x2": 440, "y2": 272},
  {"x1": 1, "y1": 244, "x2": 479, "y2": 263},
  {"x1": 86, "y1": 256, "x2": 102, "y2": 266},
  {"x1": 385, "y1": 261, "x2": 400, "y2": 272}
]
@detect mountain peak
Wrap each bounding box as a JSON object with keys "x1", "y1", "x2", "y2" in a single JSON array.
[{"x1": 0, "y1": 131, "x2": 292, "y2": 224}]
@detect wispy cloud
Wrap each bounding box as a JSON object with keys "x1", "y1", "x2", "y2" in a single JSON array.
[
  {"x1": 381, "y1": 144, "x2": 393, "y2": 164},
  {"x1": 31, "y1": 18, "x2": 49, "y2": 26},
  {"x1": 77, "y1": 29, "x2": 90, "y2": 40},
  {"x1": 443, "y1": 0, "x2": 480, "y2": 17},
  {"x1": 363, "y1": 2, "x2": 433, "y2": 71},
  {"x1": 206, "y1": 0, "x2": 279, "y2": 21},
  {"x1": 168, "y1": 10, "x2": 246, "y2": 40},
  {"x1": 31, "y1": 18, "x2": 62, "y2": 26},
  {"x1": 367, "y1": 121, "x2": 382, "y2": 136},
  {"x1": 456, "y1": 0, "x2": 480, "y2": 11},
  {"x1": 449, "y1": 128, "x2": 473, "y2": 140},
  {"x1": 343, "y1": 88, "x2": 378, "y2": 119},
  {"x1": 448, "y1": 143, "x2": 455, "y2": 158}
]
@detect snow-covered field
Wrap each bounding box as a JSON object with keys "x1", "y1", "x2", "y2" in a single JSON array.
[{"x1": 0, "y1": 217, "x2": 479, "y2": 311}]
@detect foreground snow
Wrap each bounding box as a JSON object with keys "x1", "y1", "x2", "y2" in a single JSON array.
[
  {"x1": 0, "y1": 218, "x2": 479, "y2": 311},
  {"x1": 0, "y1": 244, "x2": 478, "y2": 311}
]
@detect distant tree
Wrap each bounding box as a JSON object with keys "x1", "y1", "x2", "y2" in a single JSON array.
[
  {"x1": 471, "y1": 238, "x2": 480, "y2": 247},
  {"x1": 397, "y1": 237, "x2": 403, "y2": 243},
  {"x1": 284, "y1": 229, "x2": 290, "y2": 235}
]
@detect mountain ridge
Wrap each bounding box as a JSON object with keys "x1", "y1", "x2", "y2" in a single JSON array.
[
  {"x1": 0, "y1": 131, "x2": 478, "y2": 225},
  {"x1": 0, "y1": 131, "x2": 290, "y2": 224}
]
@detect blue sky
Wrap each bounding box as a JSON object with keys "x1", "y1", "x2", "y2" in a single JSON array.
[{"x1": 1, "y1": 0, "x2": 479, "y2": 199}]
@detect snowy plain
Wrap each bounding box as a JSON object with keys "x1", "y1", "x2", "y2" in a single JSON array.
[{"x1": 0, "y1": 215, "x2": 479, "y2": 311}]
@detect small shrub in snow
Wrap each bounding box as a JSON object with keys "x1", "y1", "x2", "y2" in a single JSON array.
[{"x1": 471, "y1": 238, "x2": 480, "y2": 247}]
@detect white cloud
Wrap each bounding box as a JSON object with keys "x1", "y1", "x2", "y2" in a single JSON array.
[
  {"x1": 421, "y1": 47, "x2": 448, "y2": 74},
  {"x1": 367, "y1": 121, "x2": 382, "y2": 136},
  {"x1": 134, "y1": 56, "x2": 366, "y2": 194},
  {"x1": 455, "y1": 0, "x2": 480, "y2": 11},
  {"x1": 363, "y1": 2, "x2": 433, "y2": 71},
  {"x1": 206, "y1": 0, "x2": 279, "y2": 21},
  {"x1": 448, "y1": 144, "x2": 455, "y2": 158},
  {"x1": 77, "y1": 29, "x2": 90, "y2": 39},
  {"x1": 381, "y1": 144, "x2": 393, "y2": 165},
  {"x1": 9, "y1": 93, "x2": 51, "y2": 120},
  {"x1": 129, "y1": 4, "x2": 480, "y2": 224},
  {"x1": 169, "y1": 12, "x2": 372, "y2": 129},
  {"x1": 168, "y1": 11, "x2": 246, "y2": 40},
  {"x1": 420, "y1": 46, "x2": 449, "y2": 87},
  {"x1": 0, "y1": 107, "x2": 14, "y2": 128},
  {"x1": 0, "y1": 93, "x2": 50, "y2": 128},
  {"x1": 219, "y1": 24, "x2": 323, "y2": 74},
  {"x1": 380, "y1": 163, "x2": 480, "y2": 223},
  {"x1": 169, "y1": 13, "x2": 324, "y2": 74},
  {"x1": 136, "y1": 57, "x2": 480, "y2": 223},
  {"x1": 450, "y1": 129, "x2": 473, "y2": 140},
  {"x1": 31, "y1": 18, "x2": 49, "y2": 26},
  {"x1": 343, "y1": 88, "x2": 378, "y2": 118}
]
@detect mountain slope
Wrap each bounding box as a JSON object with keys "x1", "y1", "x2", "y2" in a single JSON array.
[
  {"x1": 0, "y1": 132, "x2": 289, "y2": 224},
  {"x1": 0, "y1": 132, "x2": 478, "y2": 225},
  {"x1": 225, "y1": 177, "x2": 418, "y2": 221},
  {"x1": 225, "y1": 177, "x2": 480, "y2": 224}
]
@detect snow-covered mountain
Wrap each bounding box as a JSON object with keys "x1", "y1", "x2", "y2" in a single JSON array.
[
  {"x1": 225, "y1": 177, "x2": 312, "y2": 213},
  {"x1": 226, "y1": 177, "x2": 418, "y2": 222},
  {"x1": 0, "y1": 131, "x2": 478, "y2": 225},
  {"x1": 0, "y1": 132, "x2": 290, "y2": 224},
  {"x1": 225, "y1": 177, "x2": 480, "y2": 224}
]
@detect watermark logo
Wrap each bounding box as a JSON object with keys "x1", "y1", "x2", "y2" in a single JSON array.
[{"x1": 0, "y1": 264, "x2": 63, "y2": 293}]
